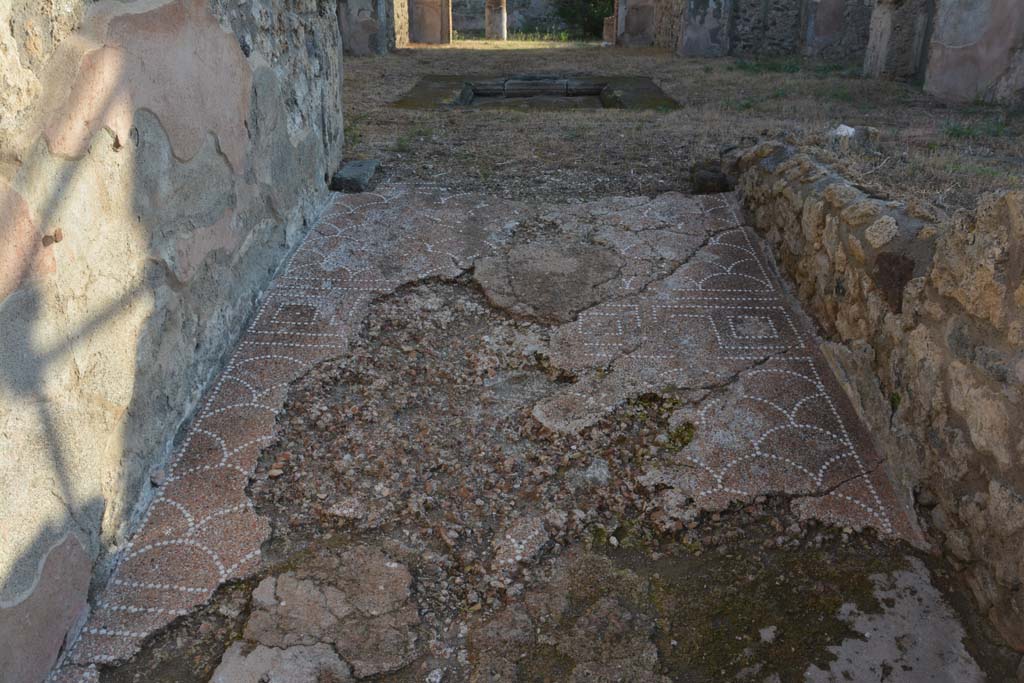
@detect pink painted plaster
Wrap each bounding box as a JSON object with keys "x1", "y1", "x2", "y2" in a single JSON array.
[
  {"x1": 0, "y1": 179, "x2": 55, "y2": 304},
  {"x1": 44, "y1": 0, "x2": 252, "y2": 173},
  {"x1": 925, "y1": 0, "x2": 1024, "y2": 102},
  {"x1": 171, "y1": 208, "x2": 242, "y2": 284},
  {"x1": 0, "y1": 535, "x2": 91, "y2": 683}
]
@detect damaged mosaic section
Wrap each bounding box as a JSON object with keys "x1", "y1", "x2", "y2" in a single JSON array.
[
  {"x1": 59, "y1": 185, "x2": 933, "y2": 680},
  {"x1": 108, "y1": 270, "x2": 994, "y2": 678}
]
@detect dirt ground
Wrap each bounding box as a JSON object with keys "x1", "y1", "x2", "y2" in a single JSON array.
[{"x1": 343, "y1": 40, "x2": 1022, "y2": 210}]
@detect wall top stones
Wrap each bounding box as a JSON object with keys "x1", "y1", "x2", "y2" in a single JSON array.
[{"x1": 728, "y1": 140, "x2": 1024, "y2": 650}]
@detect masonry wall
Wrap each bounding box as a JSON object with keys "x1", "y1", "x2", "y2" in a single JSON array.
[
  {"x1": 730, "y1": 0, "x2": 803, "y2": 55},
  {"x1": 0, "y1": 1, "x2": 344, "y2": 681},
  {"x1": 653, "y1": 0, "x2": 685, "y2": 49},
  {"x1": 673, "y1": 0, "x2": 872, "y2": 61},
  {"x1": 451, "y1": 0, "x2": 562, "y2": 32},
  {"x1": 656, "y1": 0, "x2": 1021, "y2": 104},
  {"x1": 802, "y1": 0, "x2": 873, "y2": 61},
  {"x1": 677, "y1": 0, "x2": 731, "y2": 56},
  {"x1": 409, "y1": 0, "x2": 453, "y2": 43},
  {"x1": 615, "y1": 0, "x2": 650, "y2": 45},
  {"x1": 924, "y1": 0, "x2": 1024, "y2": 105},
  {"x1": 339, "y1": 0, "x2": 390, "y2": 55},
  {"x1": 863, "y1": 0, "x2": 934, "y2": 80},
  {"x1": 727, "y1": 142, "x2": 1024, "y2": 650},
  {"x1": 863, "y1": 0, "x2": 1024, "y2": 104}
]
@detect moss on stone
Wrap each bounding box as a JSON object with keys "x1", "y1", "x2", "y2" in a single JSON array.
[
  {"x1": 618, "y1": 535, "x2": 907, "y2": 680},
  {"x1": 516, "y1": 643, "x2": 577, "y2": 681},
  {"x1": 667, "y1": 422, "x2": 696, "y2": 450}
]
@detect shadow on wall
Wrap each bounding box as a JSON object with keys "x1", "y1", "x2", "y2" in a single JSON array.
[
  {"x1": 0, "y1": 1, "x2": 344, "y2": 681},
  {"x1": 0, "y1": 90, "x2": 155, "y2": 683}
]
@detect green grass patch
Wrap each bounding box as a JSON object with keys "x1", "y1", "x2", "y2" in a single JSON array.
[
  {"x1": 943, "y1": 117, "x2": 1013, "y2": 139},
  {"x1": 729, "y1": 57, "x2": 858, "y2": 79},
  {"x1": 816, "y1": 84, "x2": 856, "y2": 103},
  {"x1": 344, "y1": 113, "x2": 369, "y2": 148},
  {"x1": 727, "y1": 97, "x2": 757, "y2": 111},
  {"x1": 943, "y1": 161, "x2": 1016, "y2": 180},
  {"x1": 810, "y1": 61, "x2": 854, "y2": 77},
  {"x1": 393, "y1": 126, "x2": 432, "y2": 153},
  {"x1": 509, "y1": 28, "x2": 574, "y2": 41},
  {"x1": 731, "y1": 56, "x2": 802, "y2": 74}
]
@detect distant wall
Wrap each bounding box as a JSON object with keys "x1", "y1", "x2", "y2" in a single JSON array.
[
  {"x1": 924, "y1": 0, "x2": 1024, "y2": 105},
  {"x1": 618, "y1": 0, "x2": 658, "y2": 46},
  {"x1": 678, "y1": 0, "x2": 731, "y2": 56},
  {"x1": 864, "y1": 0, "x2": 1023, "y2": 104},
  {"x1": 339, "y1": 0, "x2": 390, "y2": 56},
  {"x1": 802, "y1": 0, "x2": 874, "y2": 60},
  {"x1": 410, "y1": 0, "x2": 453, "y2": 42},
  {"x1": 452, "y1": 0, "x2": 562, "y2": 32},
  {"x1": 863, "y1": 0, "x2": 934, "y2": 81},
  {"x1": 669, "y1": 0, "x2": 871, "y2": 61},
  {"x1": 0, "y1": 1, "x2": 344, "y2": 681},
  {"x1": 665, "y1": 0, "x2": 1023, "y2": 104},
  {"x1": 730, "y1": 0, "x2": 803, "y2": 56}
]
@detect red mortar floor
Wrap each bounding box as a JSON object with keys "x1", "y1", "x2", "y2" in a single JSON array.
[{"x1": 49, "y1": 186, "x2": 919, "y2": 682}]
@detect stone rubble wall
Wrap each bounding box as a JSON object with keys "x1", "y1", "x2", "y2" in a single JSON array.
[
  {"x1": 802, "y1": 0, "x2": 874, "y2": 61},
  {"x1": 0, "y1": 1, "x2": 344, "y2": 681},
  {"x1": 863, "y1": 0, "x2": 934, "y2": 81},
  {"x1": 730, "y1": 0, "x2": 803, "y2": 56},
  {"x1": 726, "y1": 141, "x2": 1024, "y2": 651},
  {"x1": 451, "y1": 0, "x2": 562, "y2": 33},
  {"x1": 671, "y1": 0, "x2": 872, "y2": 61},
  {"x1": 653, "y1": 0, "x2": 685, "y2": 50}
]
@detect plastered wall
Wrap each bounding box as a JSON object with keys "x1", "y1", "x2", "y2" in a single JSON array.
[{"x1": 0, "y1": 1, "x2": 344, "y2": 680}]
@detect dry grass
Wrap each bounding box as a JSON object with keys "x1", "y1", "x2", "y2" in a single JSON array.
[{"x1": 343, "y1": 42, "x2": 1023, "y2": 210}]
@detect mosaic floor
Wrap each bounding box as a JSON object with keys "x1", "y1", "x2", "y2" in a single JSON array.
[
  {"x1": 536, "y1": 224, "x2": 914, "y2": 536},
  {"x1": 50, "y1": 186, "x2": 919, "y2": 682}
]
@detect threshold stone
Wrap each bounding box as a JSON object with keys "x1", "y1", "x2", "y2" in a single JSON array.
[{"x1": 331, "y1": 160, "x2": 381, "y2": 193}]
